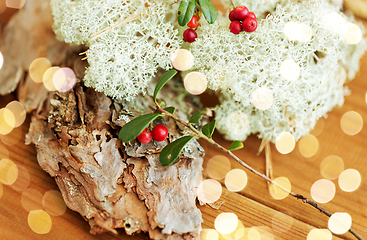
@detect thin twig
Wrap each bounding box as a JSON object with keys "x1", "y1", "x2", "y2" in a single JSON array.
[
  {"x1": 257, "y1": 137, "x2": 269, "y2": 155},
  {"x1": 229, "y1": 0, "x2": 236, "y2": 8},
  {"x1": 157, "y1": 108, "x2": 365, "y2": 240},
  {"x1": 265, "y1": 142, "x2": 273, "y2": 192}
]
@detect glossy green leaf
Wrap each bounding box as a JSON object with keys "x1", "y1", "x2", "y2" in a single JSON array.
[
  {"x1": 189, "y1": 110, "x2": 205, "y2": 124},
  {"x1": 197, "y1": 0, "x2": 217, "y2": 24},
  {"x1": 153, "y1": 70, "x2": 178, "y2": 104},
  {"x1": 118, "y1": 113, "x2": 160, "y2": 142},
  {"x1": 178, "y1": 0, "x2": 197, "y2": 26},
  {"x1": 164, "y1": 106, "x2": 176, "y2": 115},
  {"x1": 159, "y1": 136, "x2": 194, "y2": 166},
  {"x1": 159, "y1": 101, "x2": 166, "y2": 108},
  {"x1": 202, "y1": 120, "x2": 216, "y2": 138},
  {"x1": 228, "y1": 141, "x2": 244, "y2": 151}
]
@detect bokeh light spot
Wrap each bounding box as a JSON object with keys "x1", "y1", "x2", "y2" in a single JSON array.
[
  {"x1": 0, "y1": 125, "x2": 22, "y2": 146},
  {"x1": 284, "y1": 22, "x2": 302, "y2": 41},
  {"x1": 11, "y1": 165, "x2": 30, "y2": 192},
  {"x1": 251, "y1": 87, "x2": 273, "y2": 110},
  {"x1": 0, "y1": 108, "x2": 15, "y2": 135},
  {"x1": 298, "y1": 23, "x2": 313, "y2": 42},
  {"x1": 248, "y1": 227, "x2": 261, "y2": 240},
  {"x1": 0, "y1": 158, "x2": 18, "y2": 185},
  {"x1": 320, "y1": 155, "x2": 344, "y2": 180},
  {"x1": 298, "y1": 134, "x2": 319, "y2": 158},
  {"x1": 226, "y1": 111, "x2": 250, "y2": 136},
  {"x1": 342, "y1": 23, "x2": 362, "y2": 45},
  {"x1": 21, "y1": 188, "x2": 44, "y2": 212},
  {"x1": 206, "y1": 155, "x2": 231, "y2": 180},
  {"x1": 43, "y1": 190, "x2": 67, "y2": 216},
  {"x1": 225, "y1": 169, "x2": 248, "y2": 192},
  {"x1": 200, "y1": 229, "x2": 219, "y2": 240},
  {"x1": 0, "y1": 143, "x2": 9, "y2": 159},
  {"x1": 338, "y1": 169, "x2": 361, "y2": 192},
  {"x1": 6, "y1": 101, "x2": 26, "y2": 128},
  {"x1": 197, "y1": 179, "x2": 222, "y2": 203},
  {"x1": 269, "y1": 177, "x2": 291, "y2": 200},
  {"x1": 170, "y1": 49, "x2": 195, "y2": 71},
  {"x1": 311, "y1": 179, "x2": 335, "y2": 203},
  {"x1": 328, "y1": 212, "x2": 352, "y2": 234},
  {"x1": 0, "y1": 182, "x2": 3, "y2": 199},
  {"x1": 29, "y1": 58, "x2": 52, "y2": 83},
  {"x1": 310, "y1": 118, "x2": 325, "y2": 137},
  {"x1": 43, "y1": 67, "x2": 60, "y2": 91},
  {"x1": 275, "y1": 132, "x2": 295, "y2": 154},
  {"x1": 53, "y1": 67, "x2": 76, "y2": 92},
  {"x1": 280, "y1": 59, "x2": 300, "y2": 82},
  {"x1": 214, "y1": 212, "x2": 238, "y2": 234},
  {"x1": 6, "y1": 0, "x2": 26, "y2": 9},
  {"x1": 28, "y1": 210, "x2": 52, "y2": 234},
  {"x1": 184, "y1": 72, "x2": 207, "y2": 95},
  {"x1": 0, "y1": 52, "x2": 3, "y2": 69},
  {"x1": 340, "y1": 111, "x2": 363, "y2": 135},
  {"x1": 271, "y1": 211, "x2": 293, "y2": 233},
  {"x1": 307, "y1": 229, "x2": 332, "y2": 240}
]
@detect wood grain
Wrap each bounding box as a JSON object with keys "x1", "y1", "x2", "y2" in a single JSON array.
[{"x1": 0, "y1": 7, "x2": 367, "y2": 240}]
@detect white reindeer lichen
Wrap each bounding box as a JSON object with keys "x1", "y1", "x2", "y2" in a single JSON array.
[{"x1": 51, "y1": 0, "x2": 366, "y2": 143}]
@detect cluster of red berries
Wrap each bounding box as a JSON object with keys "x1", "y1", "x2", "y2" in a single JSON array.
[
  {"x1": 137, "y1": 124, "x2": 168, "y2": 144},
  {"x1": 229, "y1": 6, "x2": 257, "y2": 34},
  {"x1": 183, "y1": 15, "x2": 200, "y2": 43}
]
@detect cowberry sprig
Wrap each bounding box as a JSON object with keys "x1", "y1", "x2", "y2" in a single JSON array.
[
  {"x1": 118, "y1": 70, "x2": 364, "y2": 240},
  {"x1": 229, "y1": 5, "x2": 258, "y2": 34}
]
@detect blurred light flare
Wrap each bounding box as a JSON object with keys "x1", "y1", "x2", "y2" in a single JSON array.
[
  {"x1": 311, "y1": 179, "x2": 335, "y2": 203},
  {"x1": 206, "y1": 155, "x2": 231, "y2": 180},
  {"x1": 340, "y1": 111, "x2": 363, "y2": 135},
  {"x1": 271, "y1": 211, "x2": 293, "y2": 233},
  {"x1": 6, "y1": 0, "x2": 27, "y2": 9},
  {"x1": 214, "y1": 212, "x2": 238, "y2": 235},
  {"x1": 0, "y1": 158, "x2": 18, "y2": 185},
  {"x1": 251, "y1": 86, "x2": 273, "y2": 110},
  {"x1": 320, "y1": 155, "x2": 344, "y2": 180},
  {"x1": 53, "y1": 67, "x2": 76, "y2": 92},
  {"x1": 310, "y1": 118, "x2": 325, "y2": 136},
  {"x1": 280, "y1": 59, "x2": 301, "y2": 82},
  {"x1": 338, "y1": 169, "x2": 361, "y2": 192},
  {"x1": 0, "y1": 108, "x2": 15, "y2": 135},
  {"x1": 269, "y1": 177, "x2": 291, "y2": 200},
  {"x1": 200, "y1": 229, "x2": 219, "y2": 240},
  {"x1": 0, "y1": 51, "x2": 4, "y2": 69},
  {"x1": 28, "y1": 209, "x2": 52, "y2": 234},
  {"x1": 275, "y1": 132, "x2": 295, "y2": 154},
  {"x1": 184, "y1": 72, "x2": 207, "y2": 95},
  {"x1": 5, "y1": 101, "x2": 26, "y2": 127},
  {"x1": 225, "y1": 169, "x2": 248, "y2": 192},
  {"x1": 170, "y1": 49, "x2": 195, "y2": 71},
  {"x1": 43, "y1": 67, "x2": 60, "y2": 91},
  {"x1": 298, "y1": 134, "x2": 319, "y2": 158},
  {"x1": 43, "y1": 190, "x2": 67, "y2": 216},
  {"x1": 307, "y1": 229, "x2": 332, "y2": 240},
  {"x1": 11, "y1": 164, "x2": 30, "y2": 192},
  {"x1": 197, "y1": 179, "x2": 222, "y2": 203},
  {"x1": 21, "y1": 188, "x2": 44, "y2": 212},
  {"x1": 328, "y1": 212, "x2": 352, "y2": 234},
  {"x1": 0, "y1": 182, "x2": 3, "y2": 199},
  {"x1": 29, "y1": 58, "x2": 52, "y2": 83},
  {"x1": 226, "y1": 111, "x2": 250, "y2": 136}
]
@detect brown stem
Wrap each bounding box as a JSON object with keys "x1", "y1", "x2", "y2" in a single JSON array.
[{"x1": 157, "y1": 108, "x2": 365, "y2": 240}]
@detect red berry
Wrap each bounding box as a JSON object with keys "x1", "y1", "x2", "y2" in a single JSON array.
[
  {"x1": 242, "y1": 17, "x2": 257, "y2": 32},
  {"x1": 152, "y1": 124, "x2": 168, "y2": 142},
  {"x1": 229, "y1": 10, "x2": 236, "y2": 21},
  {"x1": 183, "y1": 29, "x2": 197, "y2": 43},
  {"x1": 247, "y1": 12, "x2": 256, "y2": 19},
  {"x1": 229, "y1": 20, "x2": 242, "y2": 34},
  {"x1": 233, "y1": 6, "x2": 249, "y2": 20},
  {"x1": 137, "y1": 128, "x2": 152, "y2": 144},
  {"x1": 187, "y1": 15, "x2": 199, "y2": 29}
]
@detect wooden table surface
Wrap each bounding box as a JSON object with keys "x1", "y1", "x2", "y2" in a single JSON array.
[{"x1": 1, "y1": 6, "x2": 367, "y2": 240}]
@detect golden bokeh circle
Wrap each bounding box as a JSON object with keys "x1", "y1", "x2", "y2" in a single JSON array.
[
  {"x1": 310, "y1": 118, "x2": 325, "y2": 137},
  {"x1": 214, "y1": 212, "x2": 238, "y2": 235},
  {"x1": 340, "y1": 111, "x2": 363, "y2": 135},
  {"x1": 225, "y1": 169, "x2": 248, "y2": 192},
  {"x1": 5, "y1": 101, "x2": 26, "y2": 128},
  {"x1": 269, "y1": 177, "x2": 291, "y2": 200},
  {"x1": 0, "y1": 108, "x2": 15, "y2": 135},
  {"x1": 170, "y1": 49, "x2": 195, "y2": 71},
  {"x1": 28, "y1": 209, "x2": 52, "y2": 234},
  {"x1": 197, "y1": 179, "x2": 222, "y2": 204},
  {"x1": 307, "y1": 229, "x2": 332, "y2": 240},
  {"x1": 0, "y1": 143, "x2": 9, "y2": 159},
  {"x1": 0, "y1": 158, "x2": 18, "y2": 185},
  {"x1": 29, "y1": 58, "x2": 52, "y2": 83},
  {"x1": 271, "y1": 211, "x2": 293, "y2": 233},
  {"x1": 275, "y1": 132, "x2": 295, "y2": 154},
  {"x1": 338, "y1": 169, "x2": 361, "y2": 192},
  {"x1": 11, "y1": 165, "x2": 30, "y2": 192},
  {"x1": 298, "y1": 134, "x2": 319, "y2": 158},
  {"x1": 43, "y1": 190, "x2": 67, "y2": 216},
  {"x1": 320, "y1": 155, "x2": 344, "y2": 180},
  {"x1": 200, "y1": 229, "x2": 219, "y2": 240},
  {"x1": 184, "y1": 72, "x2": 207, "y2": 95},
  {"x1": 43, "y1": 67, "x2": 60, "y2": 91},
  {"x1": 328, "y1": 212, "x2": 352, "y2": 234},
  {"x1": 21, "y1": 188, "x2": 44, "y2": 212},
  {"x1": 206, "y1": 155, "x2": 231, "y2": 180},
  {"x1": 310, "y1": 179, "x2": 335, "y2": 204}
]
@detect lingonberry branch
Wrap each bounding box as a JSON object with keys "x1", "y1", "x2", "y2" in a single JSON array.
[{"x1": 156, "y1": 107, "x2": 364, "y2": 240}]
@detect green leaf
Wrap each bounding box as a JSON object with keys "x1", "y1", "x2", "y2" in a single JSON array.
[
  {"x1": 159, "y1": 101, "x2": 166, "y2": 108},
  {"x1": 228, "y1": 141, "x2": 244, "y2": 151},
  {"x1": 189, "y1": 110, "x2": 205, "y2": 124},
  {"x1": 177, "y1": 0, "x2": 197, "y2": 26},
  {"x1": 202, "y1": 120, "x2": 216, "y2": 138},
  {"x1": 197, "y1": 0, "x2": 217, "y2": 24},
  {"x1": 153, "y1": 70, "x2": 178, "y2": 104},
  {"x1": 164, "y1": 106, "x2": 176, "y2": 115},
  {"x1": 118, "y1": 113, "x2": 161, "y2": 142},
  {"x1": 159, "y1": 136, "x2": 195, "y2": 166}
]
